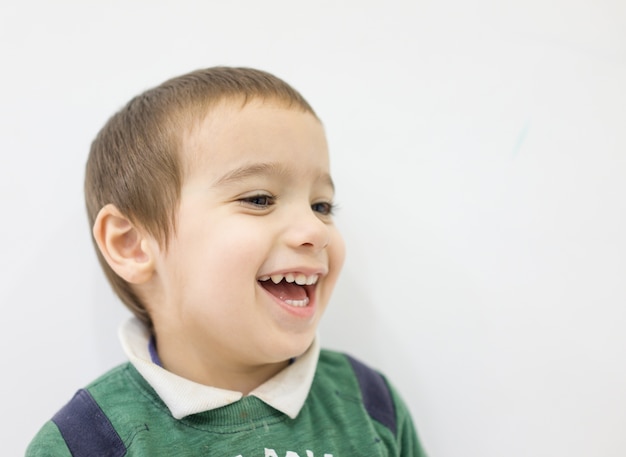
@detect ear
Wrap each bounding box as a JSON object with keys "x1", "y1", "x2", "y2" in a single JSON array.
[{"x1": 92, "y1": 204, "x2": 156, "y2": 284}]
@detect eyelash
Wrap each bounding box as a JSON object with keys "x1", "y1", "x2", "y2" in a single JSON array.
[
  {"x1": 240, "y1": 194, "x2": 277, "y2": 208},
  {"x1": 312, "y1": 201, "x2": 335, "y2": 216},
  {"x1": 239, "y1": 194, "x2": 335, "y2": 216}
]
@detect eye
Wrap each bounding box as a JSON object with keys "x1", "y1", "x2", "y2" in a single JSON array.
[
  {"x1": 311, "y1": 201, "x2": 335, "y2": 216},
  {"x1": 240, "y1": 194, "x2": 277, "y2": 208}
]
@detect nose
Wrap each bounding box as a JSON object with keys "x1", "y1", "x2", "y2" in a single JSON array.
[{"x1": 283, "y1": 204, "x2": 331, "y2": 251}]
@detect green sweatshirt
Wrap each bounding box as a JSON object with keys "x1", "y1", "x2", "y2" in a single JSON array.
[{"x1": 27, "y1": 350, "x2": 427, "y2": 456}]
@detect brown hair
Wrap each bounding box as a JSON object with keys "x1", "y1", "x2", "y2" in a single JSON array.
[{"x1": 85, "y1": 67, "x2": 317, "y2": 328}]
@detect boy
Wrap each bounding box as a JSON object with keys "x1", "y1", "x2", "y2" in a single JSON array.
[{"x1": 27, "y1": 67, "x2": 427, "y2": 456}]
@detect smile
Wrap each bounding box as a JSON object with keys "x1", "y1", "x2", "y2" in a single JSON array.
[{"x1": 258, "y1": 273, "x2": 319, "y2": 307}]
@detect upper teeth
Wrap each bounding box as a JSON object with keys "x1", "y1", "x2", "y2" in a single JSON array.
[{"x1": 258, "y1": 273, "x2": 319, "y2": 286}]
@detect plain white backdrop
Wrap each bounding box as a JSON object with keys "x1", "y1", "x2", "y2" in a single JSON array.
[{"x1": 2, "y1": 1, "x2": 625, "y2": 455}]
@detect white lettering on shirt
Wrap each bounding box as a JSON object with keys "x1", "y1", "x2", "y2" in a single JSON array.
[{"x1": 261, "y1": 449, "x2": 334, "y2": 457}]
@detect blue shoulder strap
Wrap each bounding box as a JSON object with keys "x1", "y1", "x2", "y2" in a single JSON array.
[
  {"x1": 52, "y1": 389, "x2": 127, "y2": 457},
  {"x1": 346, "y1": 354, "x2": 397, "y2": 436},
  {"x1": 52, "y1": 358, "x2": 396, "y2": 454}
]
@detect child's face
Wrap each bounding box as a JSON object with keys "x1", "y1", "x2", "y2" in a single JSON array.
[{"x1": 148, "y1": 99, "x2": 345, "y2": 375}]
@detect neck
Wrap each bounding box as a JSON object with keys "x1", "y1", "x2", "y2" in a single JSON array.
[{"x1": 153, "y1": 335, "x2": 290, "y2": 395}]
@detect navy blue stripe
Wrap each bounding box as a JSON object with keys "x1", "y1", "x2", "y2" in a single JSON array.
[
  {"x1": 52, "y1": 389, "x2": 126, "y2": 457},
  {"x1": 148, "y1": 335, "x2": 162, "y2": 366},
  {"x1": 346, "y1": 354, "x2": 397, "y2": 436}
]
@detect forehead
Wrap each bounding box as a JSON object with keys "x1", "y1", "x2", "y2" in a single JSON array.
[{"x1": 181, "y1": 99, "x2": 330, "y2": 182}]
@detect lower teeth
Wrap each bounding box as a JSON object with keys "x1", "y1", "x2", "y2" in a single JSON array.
[{"x1": 285, "y1": 297, "x2": 309, "y2": 307}]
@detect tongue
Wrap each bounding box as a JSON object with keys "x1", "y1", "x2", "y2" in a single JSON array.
[{"x1": 261, "y1": 280, "x2": 307, "y2": 302}]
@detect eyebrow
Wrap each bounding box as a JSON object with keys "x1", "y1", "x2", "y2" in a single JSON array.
[{"x1": 213, "y1": 161, "x2": 335, "y2": 191}]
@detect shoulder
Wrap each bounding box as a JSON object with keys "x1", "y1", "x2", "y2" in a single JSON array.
[
  {"x1": 316, "y1": 348, "x2": 391, "y2": 394},
  {"x1": 315, "y1": 350, "x2": 397, "y2": 434},
  {"x1": 314, "y1": 350, "x2": 429, "y2": 456},
  {"x1": 26, "y1": 420, "x2": 72, "y2": 457},
  {"x1": 26, "y1": 363, "x2": 149, "y2": 457},
  {"x1": 85, "y1": 361, "x2": 135, "y2": 391},
  {"x1": 316, "y1": 349, "x2": 389, "y2": 392}
]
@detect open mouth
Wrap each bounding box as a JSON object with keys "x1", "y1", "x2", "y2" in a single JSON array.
[{"x1": 258, "y1": 273, "x2": 318, "y2": 307}]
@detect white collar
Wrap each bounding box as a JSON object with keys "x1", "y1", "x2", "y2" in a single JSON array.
[{"x1": 119, "y1": 318, "x2": 319, "y2": 420}]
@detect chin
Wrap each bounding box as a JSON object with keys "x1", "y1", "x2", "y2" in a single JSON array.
[{"x1": 268, "y1": 331, "x2": 316, "y2": 363}]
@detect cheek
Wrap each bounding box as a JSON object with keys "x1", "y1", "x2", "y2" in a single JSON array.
[
  {"x1": 323, "y1": 228, "x2": 346, "y2": 295},
  {"x1": 216, "y1": 222, "x2": 270, "y2": 258},
  {"x1": 330, "y1": 228, "x2": 346, "y2": 272},
  {"x1": 188, "y1": 222, "x2": 271, "y2": 281}
]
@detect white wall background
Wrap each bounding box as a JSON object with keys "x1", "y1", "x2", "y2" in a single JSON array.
[{"x1": 1, "y1": 1, "x2": 625, "y2": 455}]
